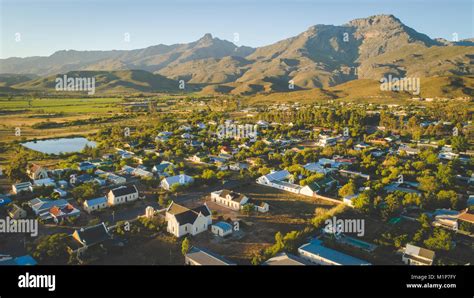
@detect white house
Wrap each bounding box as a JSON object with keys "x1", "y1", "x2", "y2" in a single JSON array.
[
  {"x1": 317, "y1": 135, "x2": 339, "y2": 147},
  {"x1": 211, "y1": 221, "x2": 233, "y2": 237},
  {"x1": 27, "y1": 164, "x2": 48, "y2": 180},
  {"x1": 342, "y1": 194, "x2": 359, "y2": 207},
  {"x1": 165, "y1": 202, "x2": 212, "y2": 237},
  {"x1": 106, "y1": 173, "x2": 126, "y2": 185},
  {"x1": 152, "y1": 161, "x2": 174, "y2": 174},
  {"x1": 402, "y1": 244, "x2": 435, "y2": 265},
  {"x1": 255, "y1": 201, "x2": 270, "y2": 213},
  {"x1": 47, "y1": 203, "x2": 81, "y2": 223},
  {"x1": 107, "y1": 185, "x2": 139, "y2": 206},
  {"x1": 299, "y1": 176, "x2": 338, "y2": 197},
  {"x1": 12, "y1": 182, "x2": 32, "y2": 194},
  {"x1": 8, "y1": 204, "x2": 27, "y2": 219},
  {"x1": 229, "y1": 162, "x2": 249, "y2": 171},
  {"x1": 69, "y1": 222, "x2": 111, "y2": 253},
  {"x1": 161, "y1": 174, "x2": 194, "y2": 191},
  {"x1": 83, "y1": 196, "x2": 108, "y2": 213},
  {"x1": 28, "y1": 198, "x2": 69, "y2": 215},
  {"x1": 211, "y1": 189, "x2": 249, "y2": 211},
  {"x1": 303, "y1": 162, "x2": 333, "y2": 175},
  {"x1": 132, "y1": 167, "x2": 153, "y2": 178},
  {"x1": 256, "y1": 170, "x2": 303, "y2": 194},
  {"x1": 33, "y1": 178, "x2": 56, "y2": 188}
]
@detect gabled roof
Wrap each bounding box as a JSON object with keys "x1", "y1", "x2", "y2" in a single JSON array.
[
  {"x1": 162, "y1": 174, "x2": 193, "y2": 186},
  {"x1": 404, "y1": 244, "x2": 435, "y2": 262},
  {"x1": 153, "y1": 161, "x2": 173, "y2": 172},
  {"x1": 305, "y1": 176, "x2": 337, "y2": 191},
  {"x1": 219, "y1": 189, "x2": 246, "y2": 202},
  {"x1": 73, "y1": 223, "x2": 110, "y2": 246},
  {"x1": 110, "y1": 185, "x2": 138, "y2": 197},
  {"x1": 85, "y1": 196, "x2": 107, "y2": 206},
  {"x1": 30, "y1": 198, "x2": 69, "y2": 214},
  {"x1": 264, "y1": 170, "x2": 290, "y2": 182},
  {"x1": 28, "y1": 163, "x2": 45, "y2": 173},
  {"x1": 166, "y1": 202, "x2": 211, "y2": 225},
  {"x1": 213, "y1": 221, "x2": 233, "y2": 232},
  {"x1": 458, "y1": 210, "x2": 474, "y2": 223}
]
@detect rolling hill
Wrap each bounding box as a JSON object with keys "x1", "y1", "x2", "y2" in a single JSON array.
[{"x1": 12, "y1": 70, "x2": 193, "y2": 94}]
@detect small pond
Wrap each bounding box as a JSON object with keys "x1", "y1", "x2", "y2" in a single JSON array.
[{"x1": 21, "y1": 137, "x2": 96, "y2": 155}]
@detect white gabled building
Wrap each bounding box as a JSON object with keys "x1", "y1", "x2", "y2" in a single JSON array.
[
  {"x1": 165, "y1": 202, "x2": 212, "y2": 237},
  {"x1": 107, "y1": 185, "x2": 139, "y2": 206},
  {"x1": 256, "y1": 169, "x2": 290, "y2": 185},
  {"x1": 402, "y1": 244, "x2": 435, "y2": 266},
  {"x1": 161, "y1": 174, "x2": 194, "y2": 190},
  {"x1": 255, "y1": 201, "x2": 270, "y2": 213},
  {"x1": 27, "y1": 164, "x2": 48, "y2": 180},
  {"x1": 256, "y1": 170, "x2": 302, "y2": 194},
  {"x1": 211, "y1": 189, "x2": 249, "y2": 211},
  {"x1": 83, "y1": 196, "x2": 108, "y2": 213}
]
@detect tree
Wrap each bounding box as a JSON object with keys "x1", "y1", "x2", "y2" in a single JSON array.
[
  {"x1": 5, "y1": 153, "x2": 28, "y2": 182},
  {"x1": 381, "y1": 194, "x2": 402, "y2": 220},
  {"x1": 402, "y1": 193, "x2": 421, "y2": 207},
  {"x1": 32, "y1": 233, "x2": 69, "y2": 262},
  {"x1": 436, "y1": 190, "x2": 458, "y2": 209},
  {"x1": 418, "y1": 214, "x2": 432, "y2": 230},
  {"x1": 424, "y1": 228, "x2": 453, "y2": 251},
  {"x1": 181, "y1": 237, "x2": 190, "y2": 256},
  {"x1": 353, "y1": 192, "x2": 371, "y2": 213},
  {"x1": 201, "y1": 169, "x2": 216, "y2": 180},
  {"x1": 417, "y1": 175, "x2": 438, "y2": 195},
  {"x1": 451, "y1": 136, "x2": 468, "y2": 152},
  {"x1": 71, "y1": 182, "x2": 100, "y2": 204},
  {"x1": 436, "y1": 164, "x2": 454, "y2": 187},
  {"x1": 338, "y1": 180, "x2": 357, "y2": 198},
  {"x1": 242, "y1": 203, "x2": 254, "y2": 216}
]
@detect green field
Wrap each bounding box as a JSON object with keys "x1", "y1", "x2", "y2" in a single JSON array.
[{"x1": 0, "y1": 97, "x2": 123, "y2": 114}]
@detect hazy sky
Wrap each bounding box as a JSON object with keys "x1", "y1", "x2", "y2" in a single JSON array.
[{"x1": 1, "y1": 0, "x2": 472, "y2": 58}]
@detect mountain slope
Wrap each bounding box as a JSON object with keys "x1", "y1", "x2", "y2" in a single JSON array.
[
  {"x1": 1, "y1": 14, "x2": 472, "y2": 96},
  {"x1": 12, "y1": 70, "x2": 191, "y2": 93}
]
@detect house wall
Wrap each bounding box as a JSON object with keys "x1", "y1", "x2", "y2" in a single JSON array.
[
  {"x1": 211, "y1": 225, "x2": 232, "y2": 237},
  {"x1": 256, "y1": 204, "x2": 269, "y2": 213},
  {"x1": 166, "y1": 213, "x2": 211, "y2": 237},
  {"x1": 212, "y1": 196, "x2": 241, "y2": 211},
  {"x1": 191, "y1": 215, "x2": 209, "y2": 235},
  {"x1": 84, "y1": 202, "x2": 108, "y2": 213},
  {"x1": 298, "y1": 249, "x2": 337, "y2": 265},
  {"x1": 300, "y1": 186, "x2": 315, "y2": 197},
  {"x1": 107, "y1": 191, "x2": 138, "y2": 206}
]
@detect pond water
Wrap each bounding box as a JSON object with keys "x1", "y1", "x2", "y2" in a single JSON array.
[{"x1": 21, "y1": 137, "x2": 97, "y2": 155}]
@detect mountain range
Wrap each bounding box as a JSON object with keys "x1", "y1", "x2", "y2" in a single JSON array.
[{"x1": 1, "y1": 14, "x2": 473, "y2": 96}]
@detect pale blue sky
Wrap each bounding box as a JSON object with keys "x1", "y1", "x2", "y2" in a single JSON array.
[{"x1": 1, "y1": 0, "x2": 472, "y2": 58}]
